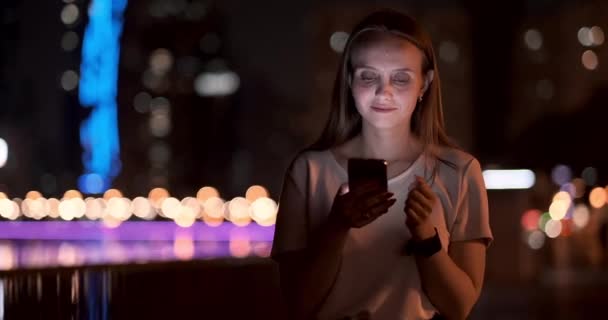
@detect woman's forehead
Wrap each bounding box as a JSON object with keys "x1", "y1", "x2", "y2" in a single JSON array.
[{"x1": 350, "y1": 34, "x2": 424, "y2": 69}]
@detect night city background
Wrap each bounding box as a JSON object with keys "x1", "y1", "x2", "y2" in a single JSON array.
[{"x1": 0, "y1": 0, "x2": 607, "y2": 319}]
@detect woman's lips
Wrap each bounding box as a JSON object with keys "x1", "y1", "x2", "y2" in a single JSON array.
[{"x1": 371, "y1": 106, "x2": 397, "y2": 113}]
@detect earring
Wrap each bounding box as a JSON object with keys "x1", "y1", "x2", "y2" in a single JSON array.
[{"x1": 418, "y1": 95, "x2": 423, "y2": 102}]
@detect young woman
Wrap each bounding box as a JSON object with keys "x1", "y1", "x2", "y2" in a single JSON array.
[{"x1": 271, "y1": 9, "x2": 493, "y2": 320}]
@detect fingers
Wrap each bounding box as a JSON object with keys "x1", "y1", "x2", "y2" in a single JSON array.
[{"x1": 407, "y1": 190, "x2": 433, "y2": 212}]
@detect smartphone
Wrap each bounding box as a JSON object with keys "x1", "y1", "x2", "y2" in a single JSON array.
[{"x1": 347, "y1": 158, "x2": 388, "y2": 192}]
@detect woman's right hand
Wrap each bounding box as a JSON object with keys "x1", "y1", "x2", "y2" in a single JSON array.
[{"x1": 328, "y1": 182, "x2": 396, "y2": 229}]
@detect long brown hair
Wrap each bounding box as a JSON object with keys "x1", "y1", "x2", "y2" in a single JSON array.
[{"x1": 308, "y1": 9, "x2": 456, "y2": 159}]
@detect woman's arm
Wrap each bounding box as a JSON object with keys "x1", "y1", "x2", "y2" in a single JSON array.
[
  {"x1": 414, "y1": 238, "x2": 487, "y2": 320},
  {"x1": 275, "y1": 217, "x2": 349, "y2": 320}
]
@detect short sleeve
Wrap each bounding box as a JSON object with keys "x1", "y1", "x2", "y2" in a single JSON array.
[
  {"x1": 449, "y1": 158, "x2": 493, "y2": 246},
  {"x1": 270, "y1": 157, "x2": 309, "y2": 258}
]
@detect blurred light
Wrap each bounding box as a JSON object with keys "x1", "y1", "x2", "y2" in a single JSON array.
[
  {"x1": 61, "y1": 4, "x2": 79, "y2": 25},
  {"x1": 149, "y1": 142, "x2": 171, "y2": 167},
  {"x1": 102, "y1": 215, "x2": 122, "y2": 228},
  {"x1": 161, "y1": 197, "x2": 181, "y2": 219},
  {"x1": 524, "y1": 29, "x2": 543, "y2": 50},
  {"x1": 329, "y1": 31, "x2": 349, "y2": 53},
  {"x1": 551, "y1": 165, "x2": 572, "y2": 186},
  {"x1": 8, "y1": 201, "x2": 20, "y2": 220},
  {"x1": 46, "y1": 198, "x2": 61, "y2": 218},
  {"x1": 582, "y1": 50, "x2": 599, "y2": 70},
  {"x1": 435, "y1": 41, "x2": 459, "y2": 65},
  {"x1": 57, "y1": 243, "x2": 79, "y2": 266},
  {"x1": 0, "y1": 192, "x2": 6, "y2": 199},
  {"x1": 0, "y1": 199, "x2": 15, "y2": 219},
  {"x1": 59, "y1": 199, "x2": 76, "y2": 220},
  {"x1": 589, "y1": 187, "x2": 606, "y2": 208},
  {"x1": 572, "y1": 178, "x2": 586, "y2": 198},
  {"x1": 536, "y1": 79, "x2": 554, "y2": 100},
  {"x1": 578, "y1": 27, "x2": 593, "y2": 46},
  {"x1": 561, "y1": 219, "x2": 573, "y2": 237},
  {"x1": 78, "y1": 173, "x2": 105, "y2": 194},
  {"x1": 0, "y1": 244, "x2": 15, "y2": 270},
  {"x1": 142, "y1": 69, "x2": 164, "y2": 90},
  {"x1": 181, "y1": 197, "x2": 201, "y2": 218},
  {"x1": 61, "y1": 70, "x2": 79, "y2": 91},
  {"x1": 194, "y1": 71, "x2": 240, "y2": 96},
  {"x1": 590, "y1": 26, "x2": 605, "y2": 46},
  {"x1": 252, "y1": 242, "x2": 272, "y2": 257},
  {"x1": 78, "y1": 0, "x2": 126, "y2": 193},
  {"x1": 150, "y1": 97, "x2": 170, "y2": 114},
  {"x1": 538, "y1": 212, "x2": 551, "y2": 230},
  {"x1": 21, "y1": 199, "x2": 32, "y2": 217},
  {"x1": 132, "y1": 197, "x2": 152, "y2": 219},
  {"x1": 174, "y1": 206, "x2": 196, "y2": 228},
  {"x1": 202, "y1": 215, "x2": 224, "y2": 227},
  {"x1": 521, "y1": 209, "x2": 541, "y2": 231},
  {"x1": 246, "y1": 185, "x2": 269, "y2": 202},
  {"x1": 200, "y1": 33, "x2": 220, "y2": 54},
  {"x1": 84, "y1": 198, "x2": 104, "y2": 220},
  {"x1": 133, "y1": 92, "x2": 151, "y2": 113},
  {"x1": 26, "y1": 191, "x2": 43, "y2": 200},
  {"x1": 0, "y1": 138, "x2": 7, "y2": 168},
  {"x1": 61, "y1": 31, "x2": 79, "y2": 51},
  {"x1": 544, "y1": 219, "x2": 562, "y2": 238},
  {"x1": 572, "y1": 204, "x2": 590, "y2": 229},
  {"x1": 148, "y1": 187, "x2": 169, "y2": 209},
  {"x1": 103, "y1": 188, "x2": 123, "y2": 200},
  {"x1": 527, "y1": 230, "x2": 545, "y2": 250},
  {"x1": 581, "y1": 167, "x2": 597, "y2": 186},
  {"x1": 482, "y1": 169, "x2": 535, "y2": 189},
  {"x1": 559, "y1": 182, "x2": 576, "y2": 198},
  {"x1": 64, "y1": 189, "x2": 83, "y2": 199},
  {"x1": 227, "y1": 197, "x2": 252, "y2": 226},
  {"x1": 197, "y1": 187, "x2": 220, "y2": 203},
  {"x1": 173, "y1": 234, "x2": 194, "y2": 260},
  {"x1": 107, "y1": 197, "x2": 131, "y2": 221},
  {"x1": 149, "y1": 114, "x2": 171, "y2": 137},
  {"x1": 549, "y1": 199, "x2": 569, "y2": 220},
  {"x1": 203, "y1": 196, "x2": 225, "y2": 219},
  {"x1": 149, "y1": 48, "x2": 173, "y2": 76},
  {"x1": 250, "y1": 197, "x2": 278, "y2": 226},
  {"x1": 229, "y1": 237, "x2": 251, "y2": 258},
  {"x1": 552, "y1": 191, "x2": 572, "y2": 204},
  {"x1": 29, "y1": 198, "x2": 47, "y2": 219}
]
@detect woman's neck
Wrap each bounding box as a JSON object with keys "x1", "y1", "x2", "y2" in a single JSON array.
[{"x1": 356, "y1": 123, "x2": 422, "y2": 163}]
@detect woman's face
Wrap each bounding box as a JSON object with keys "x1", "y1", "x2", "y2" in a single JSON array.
[{"x1": 349, "y1": 33, "x2": 429, "y2": 131}]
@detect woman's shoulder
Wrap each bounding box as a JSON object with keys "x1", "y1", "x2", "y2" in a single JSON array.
[
  {"x1": 287, "y1": 149, "x2": 334, "y2": 174},
  {"x1": 433, "y1": 145, "x2": 479, "y2": 173}
]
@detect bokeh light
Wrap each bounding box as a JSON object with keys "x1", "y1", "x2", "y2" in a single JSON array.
[
  {"x1": 0, "y1": 243, "x2": 16, "y2": 270},
  {"x1": 0, "y1": 138, "x2": 7, "y2": 168},
  {"x1": 329, "y1": 31, "x2": 349, "y2": 53},
  {"x1": 250, "y1": 197, "x2": 278, "y2": 226},
  {"x1": 107, "y1": 198, "x2": 131, "y2": 221},
  {"x1": 589, "y1": 187, "x2": 606, "y2": 208},
  {"x1": 181, "y1": 197, "x2": 201, "y2": 218},
  {"x1": 581, "y1": 50, "x2": 599, "y2": 70},
  {"x1": 524, "y1": 29, "x2": 543, "y2": 50},
  {"x1": 0, "y1": 199, "x2": 16, "y2": 219},
  {"x1": 197, "y1": 187, "x2": 220, "y2": 203},
  {"x1": 149, "y1": 48, "x2": 173, "y2": 75},
  {"x1": 61, "y1": 31, "x2": 79, "y2": 51},
  {"x1": 245, "y1": 185, "x2": 269, "y2": 202},
  {"x1": 174, "y1": 206, "x2": 196, "y2": 228},
  {"x1": 572, "y1": 204, "x2": 590, "y2": 229},
  {"x1": 64, "y1": 189, "x2": 83, "y2": 199},
  {"x1": 84, "y1": 198, "x2": 104, "y2": 220},
  {"x1": 551, "y1": 165, "x2": 572, "y2": 186},
  {"x1": 203, "y1": 196, "x2": 225, "y2": 220},
  {"x1": 578, "y1": 27, "x2": 593, "y2": 46},
  {"x1": 60, "y1": 4, "x2": 79, "y2": 25},
  {"x1": 590, "y1": 26, "x2": 605, "y2": 46},
  {"x1": 581, "y1": 167, "x2": 597, "y2": 186},
  {"x1": 148, "y1": 187, "x2": 170, "y2": 209},
  {"x1": 173, "y1": 234, "x2": 194, "y2": 260},
  {"x1": 538, "y1": 212, "x2": 551, "y2": 230},
  {"x1": 132, "y1": 197, "x2": 152, "y2": 219},
  {"x1": 103, "y1": 188, "x2": 123, "y2": 200},
  {"x1": 527, "y1": 230, "x2": 545, "y2": 250},
  {"x1": 544, "y1": 219, "x2": 562, "y2": 238},
  {"x1": 133, "y1": 91, "x2": 152, "y2": 113},
  {"x1": 572, "y1": 178, "x2": 586, "y2": 198},
  {"x1": 46, "y1": 198, "x2": 61, "y2": 219},
  {"x1": 161, "y1": 197, "x2": 181, "y2": 219},
  {"x1": 194, "y1": 71, "x2": 240, "y2": 97},
  {"x1": 25, "y1": 191, "x2": 42, "y2": 200},
  {"x1": 61, "y1": 70, "x2": 79, "y2": 91}
]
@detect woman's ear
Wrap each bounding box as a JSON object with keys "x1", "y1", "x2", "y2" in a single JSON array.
[{"x1": 421, "y1": 70, "x2": 434, "y2": 97}]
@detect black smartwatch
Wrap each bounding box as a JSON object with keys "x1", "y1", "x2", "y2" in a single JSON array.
[{"x1": 404, "y1": 228, "x2": 442, "y2": 257}]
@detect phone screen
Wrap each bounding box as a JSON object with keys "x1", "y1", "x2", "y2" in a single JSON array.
[{"x1": 347, "y1": 158, "x2": 388, "y2": 192}]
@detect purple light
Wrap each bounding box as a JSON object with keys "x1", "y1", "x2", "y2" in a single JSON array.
[{"x1": 0, "y1": 221, "x2": 275, "y2": 242}]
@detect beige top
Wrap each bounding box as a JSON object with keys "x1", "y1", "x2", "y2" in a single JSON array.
[{"x1": 271, "y1": 146, "x2": 493, "y2": 320}]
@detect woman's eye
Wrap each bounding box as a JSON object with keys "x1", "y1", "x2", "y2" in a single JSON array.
[
  {"x1": 359, "y1": 72, "x2": 377, "y2": 82},
  {"x1": 393, "y1": 74, "x2": 411, "y2": 84}
]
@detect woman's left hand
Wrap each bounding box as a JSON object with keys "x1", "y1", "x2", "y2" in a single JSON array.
[{"x1": 404, "y1": 175, "x2": 437, "y2": 240}]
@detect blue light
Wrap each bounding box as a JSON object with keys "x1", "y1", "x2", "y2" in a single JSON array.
[
  {"x1": 78, "y1": 173, "x2": 106, "y2": 194},
  {"x1": 78, "y1": 0, "x2": 127, "y2": 194}
]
